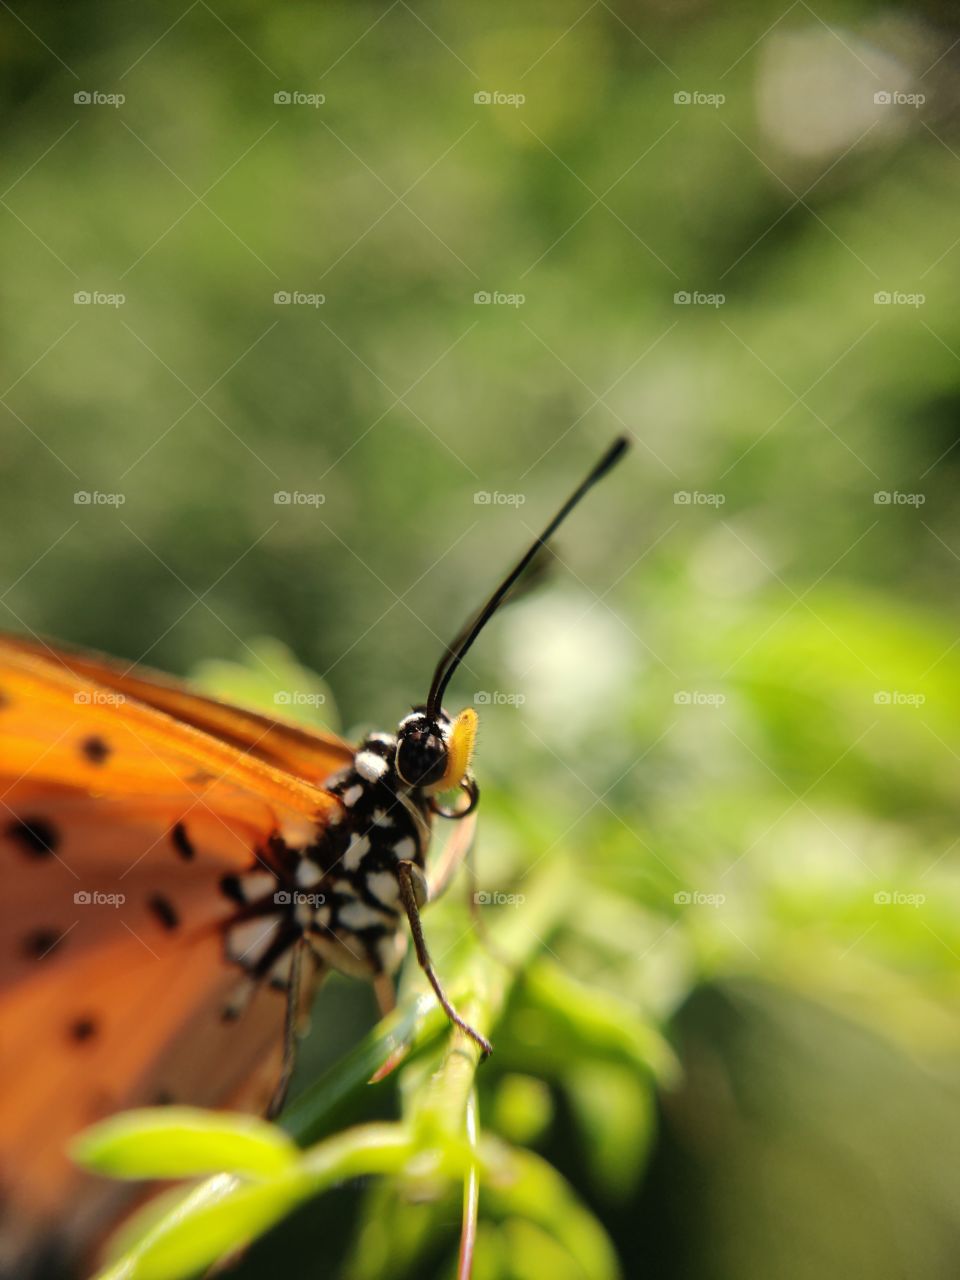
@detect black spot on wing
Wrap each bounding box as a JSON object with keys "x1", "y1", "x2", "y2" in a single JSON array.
[
  {"x1": 170, "y1": 821, "x2": 195, "y2": 861},
  {"x1": 220, "y1": 873, "x2": 245, "y2": 904},
  {"x1": 69, "y1": 1016, "x2": 98, "y2": 1043},
  {"x1": 22, "y1": 927, "x2": 61, "y2": 959},
  {"x1": 148, "y1": 894, "x2": 179, "y2": 931},
  {"x1": 80, "y1": 734, "x2": 111, "y2": 765},
  {"x1": 6, "y1": 817, "x2": 60, "y2": 859}
]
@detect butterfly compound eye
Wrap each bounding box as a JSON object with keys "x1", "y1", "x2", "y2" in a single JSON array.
[{"x1": 395, "y1": 712, "x2": 449, "y2": 788}]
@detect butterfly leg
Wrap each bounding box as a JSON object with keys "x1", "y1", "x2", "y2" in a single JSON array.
[
  {"x1": 267, "y1": 939, "x2": 305, "y2": 1119},
  {"x1": 396, "y1": 860, "x2": 492, "y2": 1059}
]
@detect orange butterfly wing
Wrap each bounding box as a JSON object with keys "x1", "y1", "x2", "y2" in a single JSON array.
[
  {"x1": 0, "y1": 633, "x2": 354, "y2": 787},
  {"x1": 0, "y1": 636, "x2": 353, "y2": 1275}
]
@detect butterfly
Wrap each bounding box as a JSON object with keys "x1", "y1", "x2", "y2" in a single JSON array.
[{"x1": 0, "y1": 436, "x2": 628, "y2": 1278}]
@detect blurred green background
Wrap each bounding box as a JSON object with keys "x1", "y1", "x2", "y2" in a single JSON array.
[{"x1": 4, "y1": 1, "x2": 960, "y2": 1276}]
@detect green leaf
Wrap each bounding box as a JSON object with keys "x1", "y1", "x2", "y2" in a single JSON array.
[
  {"x1": 280, "y1": 994, "x2": 447, "y2": 1144},
  {"x1": 482, "y1": 1141, "x2": 621, "y2": 1280},
  {"x1": 72, "y1": 1108, "x2": 298, "y2": 1180},
  {"x1": 96, "y1": 1172, "x2": 308, "y2": 1280},
  {"x1": 501, "y1": 956, "x2": 679, "y2": 1082},
  {"x1": 563, "y1": 1062, "x2": 655, "y2": 1198},
  {"x1": 95, "y1": 1125, "x2": 416, "y2": 1280}
]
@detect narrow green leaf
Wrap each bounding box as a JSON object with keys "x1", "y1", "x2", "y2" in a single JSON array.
[
  {"x1": 94, "y1": 1125, "x2": 416, "y2": 1280},
  {"x1": 280, "y1": 994, "x2": 447, "y2": 1144},
  {"x1": 99, "y1": 1172, "x2": 307, "y2": 1280},
  {"x1": 72, "y1": 1108, "x2": 298, "y2": 1180}
]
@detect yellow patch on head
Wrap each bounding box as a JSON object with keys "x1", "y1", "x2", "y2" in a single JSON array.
[{"x1": 435, "y1": 707, "x2": 478, "y2": 792}]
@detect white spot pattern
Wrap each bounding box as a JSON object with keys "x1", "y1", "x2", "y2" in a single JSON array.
[
  {"x1": 227, "y1": 916, "x2": 280, "y2": 964},
  {"x1": 238, "y1": 871, "x2": 276, "y2": 901},
  {"x1": 339, "y1": 900, "x2": 391, "y2": 929},
  {"x1": 296, "y1": 860, "x2": 323, "y2": 887},
  {"x1": 356, "y1": 751, "x2": 388, "y2": 782},
  {"x1": 343, "y1": 833, "x2": 371, "y2": 871},
  {"x1": 366, "y1": 870, "x2": 400, "y2": 908},
  {"x1": 393, "y1": 836, "x2": 415, "y2": 860}
]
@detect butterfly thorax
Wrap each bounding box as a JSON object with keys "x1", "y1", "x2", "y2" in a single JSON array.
[{"x1": 222, "y1": 731, "x2": 431, "y2": 988}]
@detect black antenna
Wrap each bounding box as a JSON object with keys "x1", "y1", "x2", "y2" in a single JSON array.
[{"x1": 426, "y1": 435, "x2": 630, "y2": 716}]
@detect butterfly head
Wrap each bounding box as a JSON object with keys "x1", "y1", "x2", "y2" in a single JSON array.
[
  {"x1": 396, "y1": 437, "x2": 629, "y2": 819},
  {"x1": 395, "y1": 705, "x2": 479, "y2": 816}
]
